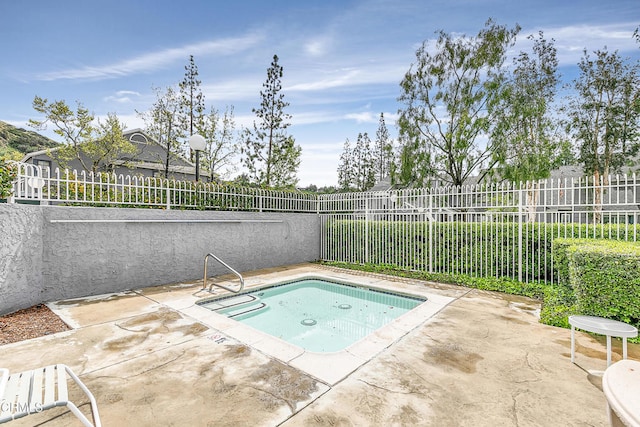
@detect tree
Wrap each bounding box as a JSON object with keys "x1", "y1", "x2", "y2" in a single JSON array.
[
  {"x1": 138, "y1": 86, "x2": 185, "y2": 179},
  {"x1": 396, "y1": 19, "x2": 520, "y2": 187},
  {"x1": 373, "y1": 112, "x2": 393, "y2": 181},
  {"x1": 566, "y1": 48, "x2": 640, "y2": 222},
  {"x1": 29, "y1": 96, "x2": 95, "y2": 172},
  {"x1": 198, "y1": 105, "x2": 238, "y2": 181},
  {"x1": 88, "y1": 114, "x2": 136, "y2": 173},
  {"x1": 337, "y1": 138, "x2": 354, "y2": 191},
  {"x1": 29, "y1": 97, "x2": 135, "y2": 173},
  {"x1": 179, "y1": 55, "x2": 206, "y2": 158},
  {"x1": 353, "y1": 132, "x2": 376, "y2": 191},
  {"x1": 491, "y1": 33, "x2": 566, "y2": 221},
  {"x1": 241, "y1": 54, "x2": 301, "y2": 188},
  {"x1": 493, "y1": 33, "x2": 560, "y2": 182}
]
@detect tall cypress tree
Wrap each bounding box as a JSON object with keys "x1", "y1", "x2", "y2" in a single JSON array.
[
  {"x1": 241, "y1": 55, "x2": 301, "y2": 188},
  {"x1": 337, "y1": 138, "x2": 354, "y2": 191},
  {"x1": 179, "y1": 55, "x2": 206, "y2": 158},
  {"x1": 374, "y1": 112, "x2": 393, "y2": 181}
]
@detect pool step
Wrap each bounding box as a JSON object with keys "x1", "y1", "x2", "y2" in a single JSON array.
[
  {"x1": 225, "y1": 302, "x2": 267, "y2": 318},
  {"x1": 199, "y1": 294, "x2": 268, "y2": 318},
  {"x1": 200, "y1": 294, "x2": 258, "y2": 311}
]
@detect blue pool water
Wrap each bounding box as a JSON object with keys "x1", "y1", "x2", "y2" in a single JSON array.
[{"x1": 197, "y1": 278, "x2": 425, "y2": 352}]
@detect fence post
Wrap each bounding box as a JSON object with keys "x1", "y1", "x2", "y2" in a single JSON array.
[
  {"x1": 8, "y1": 162, "x2": 17, "y2": 203},
  {"x1": 364, "y1": 197, "x2": 369, "y2": 264},
  {"x1": 166, "y1": 185, "x2": 171, "y2": 210},
  {"x1": 428, "y1": 190, "x2": 433, "y2": 273},
  {"x1": 518, "y1": 183, "x2": 524, "y2": 282}
]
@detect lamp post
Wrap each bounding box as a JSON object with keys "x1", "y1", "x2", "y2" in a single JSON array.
[{"x1": 188, "y1": 134, "x2": 206, "y2": 182}]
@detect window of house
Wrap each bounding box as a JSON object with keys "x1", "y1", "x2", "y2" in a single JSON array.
[{"x1": 33, "y1": 159, "x2": 51, "y2": 176}]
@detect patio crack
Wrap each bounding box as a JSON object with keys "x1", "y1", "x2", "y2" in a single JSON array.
[
  {"x1": 357, "y1": 378, "x2": 425, "y2": 396},
  {"x1": 510, "y1": 390, "x2": 524, "y2": 427},
  {"x1": 249, "y1": 385, "x2": 297, "y2": 413},
  {"x1": 127, "y1": 350, "x2": 187, "y2": 377}
]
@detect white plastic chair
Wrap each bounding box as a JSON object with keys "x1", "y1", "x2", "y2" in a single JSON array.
[{"x1": 0, "y1": 364, "x2": 101, "y2": 426}]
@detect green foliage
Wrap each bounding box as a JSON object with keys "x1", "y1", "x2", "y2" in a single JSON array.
[
  {"x1": 539, "y1": 283, "x2": 578, "y2": 328},
  {"x1": 492, "y1": 32, "x2": 567, "y2": 183},
  {"x1": 566, "y1": 49, "x2": 640, "y2": 179},
  {"x1": 324, "y1": 219, "x2": 640, "y2": 282},
  {"x1": 337, "y1": 138, "x2": 354, "y2": 191},
  {"x1": 564, "y1": 239, "x2": 639, "y2": 322},
  {"x1": 320, "y1": 261, "x2": 548, "y2": 299},
  {"x1": 551, "y1": 238, "x2": 575, "y2": 285},
  {"x1": 179, "y1": 55, "x2": 206, "y2": 141},
  {"x1": 396, "y1": 19, "x2": 520, "y2": 187},
  {"x1": 374, "y1": 113, "x2": 393, "y2": 181},
  {"x1": 87, "y1": 114, "x2": 137, "y2": 173},
  {"x1": 29, "y1": 97, "x2": 136, "y2": 174},
  {"x1": 241, "y1": 54, "x2": 301, "y2": 189},
  {"x1": 338, "y1": 113, "x2": 391, "y2": 191},
  {"x1": 199, "y1": 105, "x2": 238, "y2": 182},
  {"x1": 323, "y1": 222, "x2": 640, "y2": 340},
  {"x1": 138, "y1": 86, "x2": 185, "y2": 179},
  {"x1": 552, "y1": 238, "x2": 640, "y2": 340},
  {"x1": 45, "y1": 169, "x2": 314, "y2": 211},
  {"x1": 0, "y1": 160, "x2": 17, "y2": 199},
  {"x1": 0, "y1": 120, "x2": 60, "y2": 155},
  {"x1": 352, "y1": 132, "x2": 375, "y2": 191},
  {"x1": 29, "y1": 96, "x2": 95, "y2": 171}
]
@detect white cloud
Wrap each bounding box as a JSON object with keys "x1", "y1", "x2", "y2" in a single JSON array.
[
  {"x1": 344, "y1": 111, "x2": 377, "y2": 123},
  {"x1": 34, "y1": 32, "x2": 263, "y2": 82},
  {"x1": 201, "y1": 78, "x2": 262, "y2": 103},
  {"x1": 101, "y1": 113, "x2": 146, "y2": 132},
  {"x1": 291, "y1": 111, "x2": 343, "y2": 126},
  {"x1": 287, "y1": 69, "x2": 362, "y2": 92},
  {"x1": 104, "y1": 90, "x2": 142, "y2": 103},
  {"x1": 304, "y1": 36, "x2": 332, "y2": 57},
  {"x1": 525, "y1": 22, "x2": 639, "y2": 66}
]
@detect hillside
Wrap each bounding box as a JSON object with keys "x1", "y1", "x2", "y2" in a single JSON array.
[{"x1": 0, "y1": 120, "x2": 60, "y2": 159}]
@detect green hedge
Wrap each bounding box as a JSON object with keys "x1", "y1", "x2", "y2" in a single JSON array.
[
  {"x1": 323, "y1": 219, "x2": 640, "y2": 282},
  {"x1": 320, "y1": 261, "x2": 548, "y2": 299},
  {"x1": 553, "y1": 238, "x2": 640, "y2": 331}
]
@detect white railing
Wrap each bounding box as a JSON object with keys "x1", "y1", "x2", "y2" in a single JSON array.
[
  {"x1": 8, "y1": 162, "x2": 318, "y2": 212},
  {"x1": 8, "y1": 161, "x2": 640, "y2": 283},
  {"x1": 319, "y1": 175, "x2": 640, "y2": 284}
]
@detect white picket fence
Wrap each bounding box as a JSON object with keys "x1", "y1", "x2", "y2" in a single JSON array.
[
  {"x1": 8, "y1": 161, "x2": 640, "y2": 283},
  {"x1": 9, "y1": 162, "x2": 317, "y2": 212}
]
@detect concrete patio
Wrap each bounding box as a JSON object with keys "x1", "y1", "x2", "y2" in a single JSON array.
[{"x1": 1, "y1": 263, "x2": 637, "y2": 426}]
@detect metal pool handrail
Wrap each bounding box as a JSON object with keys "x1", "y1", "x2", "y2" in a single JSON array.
[{"x1": 203, "y1": 253, "x2": 245, "y2": 293}]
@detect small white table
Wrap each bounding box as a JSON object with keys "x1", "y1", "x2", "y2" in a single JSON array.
[
  {"x1": 602, "y1": 360, "x2": 640, "y2": 427},
  {"x1": 569, "y1": 315, "x2": 638, "y2": 367}
]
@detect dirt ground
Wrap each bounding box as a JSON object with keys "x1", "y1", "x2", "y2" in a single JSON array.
[{"x1": 0, "y1": 304, "x2": 70, "y2": 345}]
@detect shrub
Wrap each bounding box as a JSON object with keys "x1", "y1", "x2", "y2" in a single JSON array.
[
  {"x1": 0, "y1": 161, "x2": 17, "y2": 199},
  {"x1": 551, "y1": 238, "x2": 640, "y2": 340},
  {"x1": 570, "y1": 240, "x2": 639, "y2": 321},
  {"x1": 323, "y1": 219, "x2": 640, "y2": 282},
  {"x1": 539, "y1": 283, "x2": 578, "y2": 328}
]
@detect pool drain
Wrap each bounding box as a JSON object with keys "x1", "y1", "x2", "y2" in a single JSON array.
[
  {"x1": 301, "y1": 319, "x2": 317, "y2": 326},
  {"x1": 338, "y1": 303, "x2": 352, "y2": 310}
]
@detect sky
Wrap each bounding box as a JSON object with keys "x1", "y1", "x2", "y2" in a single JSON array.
[{"x1": 1, "y1": 0, "x2": 639, "y2": 187}]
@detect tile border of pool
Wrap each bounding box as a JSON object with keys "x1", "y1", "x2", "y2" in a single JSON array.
[{"x1": 176, "y1": 270, "x2": 457, "y2": 385}]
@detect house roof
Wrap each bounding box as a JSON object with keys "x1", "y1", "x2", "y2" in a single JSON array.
[{"x1": 20, "y1": 128, "x2": 207, "y2": 175}]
